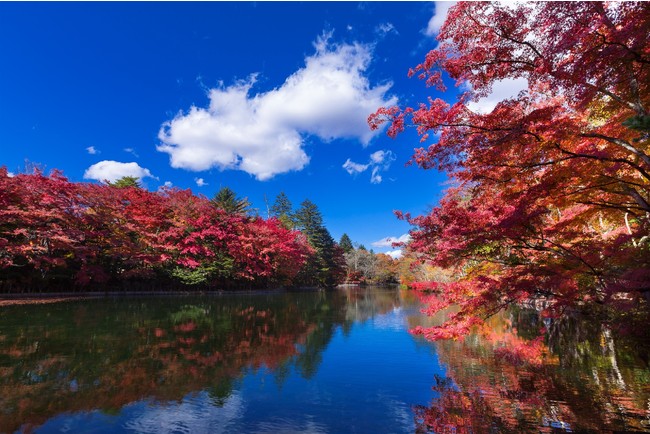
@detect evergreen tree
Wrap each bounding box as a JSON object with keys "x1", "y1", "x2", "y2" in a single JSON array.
[
  {"x1": 294, "y1": 199, "x2": 345, "y2": 287},
  {"x1": 270, "y1": 192, "x2": 294, "y2": 228},
  {"x1": 294, "y1": 199, "x2": 323, "y2": 236},
  {"x1": 339, "y1": 233, "x2": 353, "y2": 253},
  {"x1": 211, "y1": 187, "x2": 251, "y2": 216},
  {"x1": 109, "y1": 176, "x2": 140, "y2": 188}
]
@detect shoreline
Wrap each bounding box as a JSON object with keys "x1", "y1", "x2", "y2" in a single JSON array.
[
  {"x1": 0, "y1": 286, "x2": 337, "y2": 306},
  {"x1": 0, "y1": 284, "x2": 398, "y2": 307},
  {"x1": 0, "y1": 297, "x2": 93, "y2": 307}
]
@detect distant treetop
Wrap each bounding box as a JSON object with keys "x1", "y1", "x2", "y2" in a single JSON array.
[
  {"x1": 109, "y1": 176, "x2": 140, "y2": 189},
  {"x1": 211, "y1": 186, "x2": 252, "y2": 216}
]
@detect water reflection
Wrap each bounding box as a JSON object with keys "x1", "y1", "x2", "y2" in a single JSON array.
[
  {"x1": 0, "y1": 288, "x2": 649, "y2": 433},
  {"x1": 409, "y1": 302, "x2": 650, "y2": 433},
  {"x1": 0, "y1": 292, "x2": 353, "y2": 433}
]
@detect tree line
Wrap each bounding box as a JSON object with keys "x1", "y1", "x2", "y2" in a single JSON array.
[
  {"x1": 0, "y1": 169, "x2": 345, "y2": 292},
  {"x1": 337, "y1": 233, "x2": 399, "y2": 285}
]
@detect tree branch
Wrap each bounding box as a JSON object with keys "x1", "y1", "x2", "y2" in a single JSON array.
[{"x1": 556, "y1": 141, "x2": 650, "y2": 181}]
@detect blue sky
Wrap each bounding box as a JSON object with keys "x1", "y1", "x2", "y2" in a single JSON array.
[{"x1": 0, "y1": 2, "x2": 465, "y2": 256}]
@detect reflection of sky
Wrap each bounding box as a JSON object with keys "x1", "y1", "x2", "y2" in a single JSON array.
[
  {"x1": 371, "y1": 307, "x2": 407, "y2": 331},
  {"x1": 30, "y1": 300, "x2": 446, "y2": 434},
  {"x1": 31, "y1": 391, "x2": 246, "y2": 434},
  {"x1": 123, "y1": 392, "x2": 245, "y2": 434}
]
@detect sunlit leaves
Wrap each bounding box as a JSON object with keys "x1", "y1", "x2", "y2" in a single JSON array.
[{"x1": 371, "y1": 2, "x2": 650, "y2": 338}]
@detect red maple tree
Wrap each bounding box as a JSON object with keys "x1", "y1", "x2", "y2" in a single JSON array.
[
  {"x1": 370, "y1": 2, "x2": 650, "y2": 339},
  {"x1": 0, "y1": 168, "x2": 322, "y2": 290}
]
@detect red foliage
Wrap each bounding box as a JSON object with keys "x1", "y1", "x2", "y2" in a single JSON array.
[
  {"x1": 237, "y1": 217, "x2": 313, "y2": 283},
  {"x1": 371, "y1": 2, "x2": 650, "y2": 338},
  {"x1": 408, "y1": 281, "x2": 439, "y2": 292},
  {"x1": 0, "y1": 169, "x2": 313, "y2": 289}
]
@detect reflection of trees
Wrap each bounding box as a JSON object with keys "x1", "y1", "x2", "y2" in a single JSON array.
[
  {"x1": 411, "y1": 306, "x2": 650, "y2": 433},
  {"x1": 0, "y1": 291, "x2": 353, "y2": 433},
  {"x1": 341, "y1": 286, "x2": 401, "y2": 323}
]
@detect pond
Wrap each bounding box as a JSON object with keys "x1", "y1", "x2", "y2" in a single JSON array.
[{"x1": 0, "y1": 287, "x2": 649, "y2": 433}]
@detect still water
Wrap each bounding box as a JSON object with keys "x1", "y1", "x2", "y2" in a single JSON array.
[{"x1": 0, "y1": 287, "x2": 649, "y2": 433}]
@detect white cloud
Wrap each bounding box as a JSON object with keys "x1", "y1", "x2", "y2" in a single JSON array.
[
  {"x1": 7, "y1": 171, "x2": 15, "y2": 177},
  {"x1": 369, "y1": 150, "x2": 390, "y2": 164},
  {"x1": 344, "y1": 149, "x2": 396, "y2": 184},
  {"x1": 124, "y1": 147, "x2": 139, "y2": 157},
  {"x1": 467, "y1": 77, "x2": 528, "y2": 114},
  {"x1": 370, "y1": 166, "x2": 383, "y2": 184},
  {"x1": 426, "y1": 2, "x2": 456, "y2": 36},
  {"x1": 376, "y1": 22, "x2": 398, "y2": 36},
  {"x1": 86, "y1": 146, "x2": 99, "y2": 155},
  {"x1": 83, "y1": 160, "x2": 155, "y2": 183},
  {"x1": 342, "y1": 159, "x2": 369, "y2": 175},
  {"x1": 385, "y1": 249, "x2": 403, "y2": 260},
  {"x1": 158, "y1": 34, "x2": 397, "y2": 181},
  {"x1": 164, "y1": 181, "x2": 173, "y2": 187},
  {"x1": 194, "y1": 177, "x2": 208, "y2": 187},
  {"x1": 371, "y1": 234, "x2": 411, "y2": 248}
]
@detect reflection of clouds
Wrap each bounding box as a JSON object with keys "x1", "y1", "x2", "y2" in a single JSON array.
[
  {"x1": 377, "y1": 393, "x2": 414, "y2": 432},
  {"x1": 371, "y1": 308, "x2": 407, "y2": 331},
  {"x1": 123, "y1": 391, "x2": 244, "y2": 434},
  {"x1": 253, "y1": 418, "x2": 328, "y2": 434},
  {"x1": 343, "y1": 289, "x2": 402, "y2": 324}
]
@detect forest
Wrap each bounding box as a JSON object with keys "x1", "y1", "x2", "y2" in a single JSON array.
[
  {"x1": 0, "y1": 166, "x2": 411, "y2": 292},
  {"x1": 0, "y1": 170, "x2": 350, "y2": 291}
]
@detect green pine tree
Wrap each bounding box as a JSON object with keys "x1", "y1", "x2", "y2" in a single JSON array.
[
  {"x1": 294, "y1": 199, "x2": 323, "y2": 236},
  {"x1": 211, "y1": 187, "x2": 252, "y2": 216},
  {"x1": 339, "y1": 233, "x2": 353, "y2": 253},
  {"x1": 270, "y1": 192, "x2": 294, "y2": 229},
  {"x1": 109, "y1": 176, "x2": 140, "y2": 188},
  {"x1": 294, "y1": 199, "x2": 344, "y2": 287}
]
